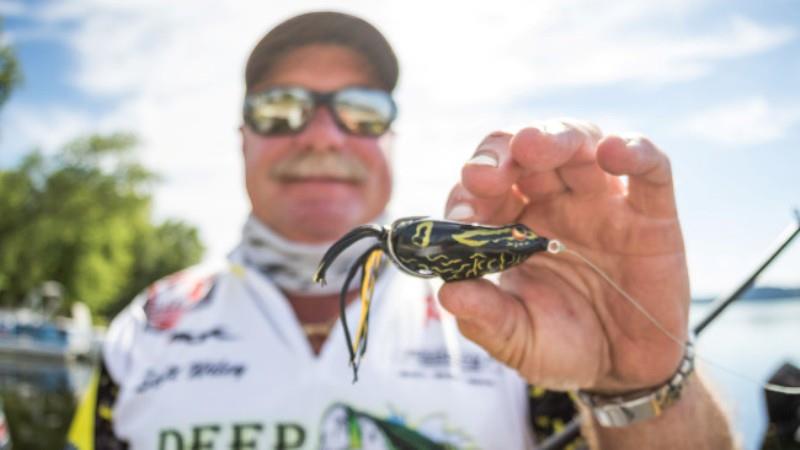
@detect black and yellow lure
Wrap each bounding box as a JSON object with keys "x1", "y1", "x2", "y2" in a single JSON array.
[{"x1": 313, "y1": 216, "x2": 550, "y2": 381}]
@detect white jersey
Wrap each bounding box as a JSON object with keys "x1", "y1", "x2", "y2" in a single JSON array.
[{"x1": 69, "y1": 256, "x2": 540, "y2": 449}]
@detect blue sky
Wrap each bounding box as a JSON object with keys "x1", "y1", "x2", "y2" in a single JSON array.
[{"x1": 1, "y1": 0, "x2": 799, "y2": 296}]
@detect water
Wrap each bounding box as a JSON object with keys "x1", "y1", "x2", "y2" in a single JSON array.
[
  {"x1": 691, "y1": 298, "x2": 800, "y2": 450},
  {"x1": 0, "y1": 357, "x2": 92, "y2": 449},
  {"x1": 0, "y1": 300, "x2": 795, "y2": 449}
]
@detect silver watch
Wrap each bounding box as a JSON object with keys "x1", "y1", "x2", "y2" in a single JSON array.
[{"x1": 577, "y1": 340, "x2": 695, "y2": 427}]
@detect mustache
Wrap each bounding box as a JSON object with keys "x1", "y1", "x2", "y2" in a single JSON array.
[{"x1": 269, "y1": 151, "x2": 369, "y2": 183}]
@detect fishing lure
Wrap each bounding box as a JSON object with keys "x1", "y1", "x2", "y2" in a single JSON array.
[{"x1": 313, "y1": 216, "x2": 550, "y2": 381}]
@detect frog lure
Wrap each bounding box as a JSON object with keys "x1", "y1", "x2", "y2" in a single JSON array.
[{"x1": 313, "y1": 216, "x2": 551, "y2": 381}]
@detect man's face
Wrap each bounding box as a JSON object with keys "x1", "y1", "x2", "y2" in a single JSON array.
[{"x1": 241, "y1": 44, "x2": 393, "y2": 243}]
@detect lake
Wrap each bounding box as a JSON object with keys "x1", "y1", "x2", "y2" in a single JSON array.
[{"x1": 691, "y1": 298, "x2": 800, "y2": 450}]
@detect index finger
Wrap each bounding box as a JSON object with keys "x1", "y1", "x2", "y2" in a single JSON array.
[
  {"x1": 460, "y1": 130, "x2": 568, "y2": 203},
  {"x1": 460, "y1": 131, "x2": 520, "y2": 198},
  {"x1": 446, "y1": 131, "x2": 529, "y2": 224}
]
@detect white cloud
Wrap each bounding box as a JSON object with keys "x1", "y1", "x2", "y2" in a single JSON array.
[
  {"x1": 0, "y1": 0, "x2": 25, "y2": 17},
  {"x1": 389, "y1": 7, "x2": 796, "y2": 107},
  {"x1": 1, "y1": 104, "x2": 98, "y2": 158},
  {"x1": 679, "y1": 97, "x2": 800, "y2": 145},
  {"x1": 6, "y1": 0, "x2": 797, "y2": 265},
  {"x1": 563, "y1": 16, "x2": 790, "y2": 85}
]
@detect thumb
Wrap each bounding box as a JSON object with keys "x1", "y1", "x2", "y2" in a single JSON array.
[{"x1": 438, "y1": 279, "x2": 531, "y2": 371}]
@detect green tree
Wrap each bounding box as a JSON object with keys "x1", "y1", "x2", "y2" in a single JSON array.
[
  {"x1": 1, "y1": 17, "x2": 22, "y2": 108},
  {"x1": 0, "y1": 133, "x2": 204, "y2": 320}
]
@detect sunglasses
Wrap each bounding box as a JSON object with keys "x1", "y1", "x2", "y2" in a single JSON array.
[{"x1": 243, "y1": 86, "x2": 397, "y2": 137}]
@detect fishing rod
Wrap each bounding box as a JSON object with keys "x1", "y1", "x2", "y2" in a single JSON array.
[
  {"x1": 538, "y1": 210, "x2": 800, "y2": 450},
  {"x1": 694, "y1": 209, "x2": 800, "y2": 334}
]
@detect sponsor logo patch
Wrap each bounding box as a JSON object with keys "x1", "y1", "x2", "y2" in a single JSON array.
[
  {"x1": 169, "y1": 326, "x2": 235, "y2": 344},
  {"x1": 143, "y1": 268, "x2": 216, "y2": 331},
  {"x1": 397, "y1": 349, "x2": 502, "y2": 386}
]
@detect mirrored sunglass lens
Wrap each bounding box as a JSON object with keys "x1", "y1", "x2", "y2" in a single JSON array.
[
  {"x1": 334, "y1": 89, "x2": 395, "y2": 136},
  {"x1": 247, "y1": 88, "x2": 312, "y2": 134}
]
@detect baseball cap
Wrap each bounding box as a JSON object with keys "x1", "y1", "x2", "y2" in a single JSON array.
[{"x1": 245, "y1": 11, "x2": 399, "y2": 92}]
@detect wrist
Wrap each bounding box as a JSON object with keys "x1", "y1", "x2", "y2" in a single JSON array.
[{"x1": 577, "y1": 339, "x2": 695, "y2": 427}]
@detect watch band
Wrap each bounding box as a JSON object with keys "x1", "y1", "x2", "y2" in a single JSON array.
[{"x1": 577, "y1": 340, "x2": 695, "y2": 427}]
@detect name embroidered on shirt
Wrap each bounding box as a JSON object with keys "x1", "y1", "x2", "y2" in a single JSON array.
[
  {"x1": 137, "y1": 366, "x2": 180, "y2": 393},
  {"x1": 189, "y1": 361, "x2": 246, "y2": 379},
  {"x1": 136, "y1": 361, "x2": 246, "y2": 393}
]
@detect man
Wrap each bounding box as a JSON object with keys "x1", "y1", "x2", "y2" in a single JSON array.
[{"x1": 68, "y1": 11, "x2": 736, "y2": 449}]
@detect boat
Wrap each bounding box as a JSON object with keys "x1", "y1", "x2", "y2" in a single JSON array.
[{"x1": 0, "y1": 281, "x2": 101, "y2": 362}]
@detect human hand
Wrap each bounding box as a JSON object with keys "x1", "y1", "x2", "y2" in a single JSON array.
[{"x1": 438, "y1": 119, "x2": 689, "y2": 392}]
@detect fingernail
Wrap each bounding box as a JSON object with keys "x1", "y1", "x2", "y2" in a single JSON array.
[
  {"x1": 446, "y1": 203, "x2": 475, "y2": 221},
  {"x1": 529, "y1": 120, "x2": 568, "y2": 144},
  {"x1": 542, "y1": 120, "x2": 569, "y2": 135},
  {"x1": 543, "y1": 120, "x2": 572, "y2": 147},
  {"x1": 621, "y1": 132, "x2": 644, "y2": 144},
  {"x1": 466, "y1": 150, "x2": 498, "y2": 168}
]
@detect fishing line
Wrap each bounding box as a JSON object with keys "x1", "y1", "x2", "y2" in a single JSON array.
[{"x1": 546, "y1": 239, "x2": 800, "y2": 396}]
